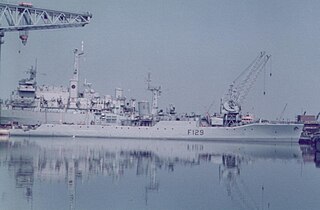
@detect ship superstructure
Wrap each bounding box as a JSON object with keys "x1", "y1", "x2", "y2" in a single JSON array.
[
  {"x1": 0, "y1": 44, "x2": 191, "y2": 128},
  {"x1": 1, "y1": 49, "x2": 304, "y2": 141},
  {"x1": 1, "y1": 45, "x2": 150, "y2": 126}
]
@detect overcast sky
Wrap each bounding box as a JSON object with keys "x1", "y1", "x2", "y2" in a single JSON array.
[{"x1": 1, "y1": 0, "x2": 320, "y2": 120}]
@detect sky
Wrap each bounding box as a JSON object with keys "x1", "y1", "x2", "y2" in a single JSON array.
[{"x1": 0, "y1": 0, "x2": 320, "y2": 120}]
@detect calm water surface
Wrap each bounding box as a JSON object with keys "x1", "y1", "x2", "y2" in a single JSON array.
[{"x1": 0, "y1": 137, "x2": 319, "y2": 210}]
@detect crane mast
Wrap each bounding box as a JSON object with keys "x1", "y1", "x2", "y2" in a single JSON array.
[{"x1": 221, "y1": 52, "x2": 271, "y2": 126}]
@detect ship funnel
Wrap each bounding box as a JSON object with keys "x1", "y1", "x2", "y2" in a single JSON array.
[{"x1": 138, "y1": 101, "x2": 150, "y2": 117}]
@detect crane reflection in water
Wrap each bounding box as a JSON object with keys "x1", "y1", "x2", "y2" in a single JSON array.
[{"x1": 0, "y1": 138, "x2": 319, "y2": 210}]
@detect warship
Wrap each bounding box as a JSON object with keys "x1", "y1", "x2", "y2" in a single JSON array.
[{"x1": 1, "y1": 49, "x2": 303, "y2": 141}]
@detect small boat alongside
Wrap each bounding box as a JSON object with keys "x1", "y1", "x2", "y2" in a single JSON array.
[{"x1": 0, "y1": 129, "x2": 9, "y2": 136}]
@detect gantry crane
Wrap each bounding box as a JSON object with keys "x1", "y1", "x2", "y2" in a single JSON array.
[
  {"x1": 0, "y1": 2, "x2": 92, "y2": 43},
  {"x1": 221, "y1": 51, "x2": 271, "y2": 126},
  {"x1": 0, "y1": 2, "x2": 92, "y2": 61}
]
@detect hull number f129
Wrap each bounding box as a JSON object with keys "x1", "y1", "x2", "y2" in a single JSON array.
[{"x1": 187, "y1": 129, "x2": 204, "y2": 136}]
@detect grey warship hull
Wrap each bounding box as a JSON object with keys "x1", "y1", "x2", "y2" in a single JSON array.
[
  {"x1": 0, "y1": 108, "x2": 93, "y2": 125},
  {"x1": 9, "y1": 121, "x2": 303, "y2": 143}
]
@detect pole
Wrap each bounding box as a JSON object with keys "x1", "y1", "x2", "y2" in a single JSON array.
[
  {"x1": 0, "y1": 31, "x2": 4, "y2": 83},
  {"x1": 0, "y1": 31, "x2": 4, "y2": 125},
  {"x1": 0, "y1": 102, "x2": 1, "y2": 126},
  {"x1": 0, "y1": 31, "x2": 4, "y2": 78}
]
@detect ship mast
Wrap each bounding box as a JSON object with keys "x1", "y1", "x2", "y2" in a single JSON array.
[
  {"x1": 73, "y1": 42, "x2": 84, "y2": 81},
  {"x1": 147, "y1": 73, "x2": 161, "y2": 116},
  {"x1": 69, "y1": 42, "x2": 84, "y2": 109}
]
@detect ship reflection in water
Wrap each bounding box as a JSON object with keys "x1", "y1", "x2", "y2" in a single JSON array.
[{"x1": 0, "y1": 138, "x2": 320, "y2": 210}]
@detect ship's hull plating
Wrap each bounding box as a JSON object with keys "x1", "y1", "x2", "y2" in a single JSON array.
[
  {"x1": 1, "y1": 108, "x2": 92, "y2": 125},
  {"x1": 9, "y1": 121, "x2": 303, "y2": 143}
]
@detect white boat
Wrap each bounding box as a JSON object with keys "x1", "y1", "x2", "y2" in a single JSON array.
[{"x1": 0, "y1": 129, "x2": 9, "y2": 136}]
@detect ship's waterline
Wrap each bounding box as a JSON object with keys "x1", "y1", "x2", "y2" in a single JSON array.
[{"x1": 9, "y1": 121, "x2": 303, "y2": 142}]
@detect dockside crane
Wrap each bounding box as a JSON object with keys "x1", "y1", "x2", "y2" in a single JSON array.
[
  {"x1": 0, "y1": 2, "x2": 92, "y2": 63},
  {"x1": 221, "y1": 51, "x2": 271, "y2": 126},
  {"x1": 0, "y1": 2, "x2": 92, "y2": 43}
]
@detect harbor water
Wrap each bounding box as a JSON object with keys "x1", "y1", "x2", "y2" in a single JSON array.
[{"x1": 0, "y1": 137, "x2": 319, "y2": 210}]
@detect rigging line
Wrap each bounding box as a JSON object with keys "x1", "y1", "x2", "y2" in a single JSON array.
[
  {"x1": 206, "y1": 99, "x2": 215, "y2": 114},
  {"x1": 264, "y1": 56, "x2": 273, "y2": 96},
  {"x1": 233, "y1": 53, "x2": 262, "y2": 84},
  {"x1": 236, "y1": 53, "x2": 270, "y2": 104},
  {"x1": 269, "y1": 56, "x2": 273, "y2": 77},
  {"x1": 263, "y1": 62, "x2": 266, "y2": 95}
]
